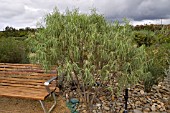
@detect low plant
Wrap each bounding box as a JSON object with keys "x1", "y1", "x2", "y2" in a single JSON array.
[
  {"x1": 0, "y1": 38, "x2": 29, "y2": 63},
  {"x1": 144, "y1": 43, "x2": 170, "y2": 92}
]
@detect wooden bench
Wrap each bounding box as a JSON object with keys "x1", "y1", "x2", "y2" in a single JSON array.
[{"x1": 0, "y1": 63, "x2": 59, "y2": 113}]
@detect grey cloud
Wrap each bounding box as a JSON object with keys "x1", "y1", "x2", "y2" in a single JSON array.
[
  {"x1": 99, "y1": 0, "x2": 170, "y2": 21},
  {"x1": 0, "y1": 0, "x2": 170, "y2": 30}
]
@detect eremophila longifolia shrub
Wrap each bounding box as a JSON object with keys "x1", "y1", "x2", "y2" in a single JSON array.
[{"x1": 28, "y1": 8, "x2": 148, "y2": 95}]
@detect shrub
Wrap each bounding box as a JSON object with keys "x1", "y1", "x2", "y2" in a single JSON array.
[
  {"x1": 0, "y1": 38, "x2": 29, "y2": 63},
  {"x1": 28, "y1": 8, "x2": 148, "y2": 89},
  {"x1": 133, "y1": 30, "x2": 156, "y2": 46},
  {"x1": 28, "y1": 9, "x2": 149, "y2": 111},
  {"x1": 144, "y1": 43, "x2": 170, "y2": 91}
]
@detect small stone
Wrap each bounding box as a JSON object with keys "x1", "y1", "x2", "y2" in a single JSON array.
[
  {"x1": 134, "y1": 90, "x2": 138, "y2": 94},
  {"x1": 140, "y1": 90, "x2": 145, "y2": 95},
  {"x1": 157, "y1": 105, "x2": 161, "y2": 109},
  {"x1": 82, "y1": 104, "x2": 86, "y2": 108},
  {"x1": 96, "y1": 103, "x2": 101, "y2": 107},
  {"x1": 160, "y1": 108, "x2": 164, "y2": 111},
  {"x1": 111, "y1": 95, "x2": 115, "y2": 101},
  {"x1": 99, "y1": 96, "x2": 105, "y2": 101},
  {"x1": 143, "y1": 112, "x2": 149, "y2": 113},
  {"x1": 167, "y1": 110, "x2": 170, "y2": 113},
  {"x1": 135, "y1": 101, "x2": 142, "y2": 105},
  {"x1": 116, "y1": 102, "x2": 122, "y2": 106},
  {"x1": 103, "y1": 105, "x2": 110, "y2": 111},
  {"x1": 79, "y1": 98, "x2": 83, "y2": 103},
  {"x1": 69, "y1": 92, "x2": 73, "y2": 97},
  {"x1": 66, "y1": 93, "x2": 69, "y2": 99},
  {"x1": 137, "y1": 108, "x2": 142, "y2": 111},
  {"x1": 151, "y1": 104, "x2": 157, "y2": 111},
  {"x1": 119, "y1": 109, "x2": 124, "y2": 113},
  {"x1": 158, "y1": 84, "x2": 161, "y2": 88},
  {"x1": 143, "y1": 107, "x2": 150, "y2": 112},
  {"x1": 133, "y1": 109, "x2": 142, "y2": 113},
  {"x1": 92, "y1": 110, "x2": 97, "y2": 113},
  {"x1": 82, "y1": 110, "x2": 87, "y2": 113},
  {"x1": 160, "y1": 102, "x2": 164, "y2": 106}
]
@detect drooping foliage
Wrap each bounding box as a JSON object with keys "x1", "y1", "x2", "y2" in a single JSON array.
[{"x1": 28, "y1": 9, "x2": 148, "y2": 93}]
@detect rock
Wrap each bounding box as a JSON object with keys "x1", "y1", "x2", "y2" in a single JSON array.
[
  {"x1": 82, "y1": 109, "x2": 87, "y2": 113},
  {"x1": 99, "y1": 96, "x2": 105, "y2": 101},
  {"x1": 66, "y1": 93, "x2": 69, "y2": 99},
  {"x1": 157, "y1": 104, "x2": 161, "y2": 109},
  {"x1": 92, "y1": 110, "x2": 97, "y2": 113},
  {"x1": 160, "y1": 102, "x2": 164, "y2": 106},
  {"x1": 103, "y1": 105, "x2": 110, "y2": 111},
  {"x1": 134, "y1": 90, "x2": 138, "y2": 94},
  {"x1": 96, "y1": 103, "x2": 101, "y2": 107},
  {"x1": 69, "y1": 92, "x2": 73, "y2": 97},
  {"x1": 70, "y1": 98, "x2": 79, "y2": 104},
  {"x1": 140, "y1": 90, "x2": 145, "y2": 95},
  {"x1": 111, "y1": 95, "x2": 115, "y2": 101},
  {"x1": 167, "y1": 110, "x2": 170, "y2": 113},
  {"x1": 143, "y1": 107, "x2": 150, "y2": 112},
  {"x1": 79, "y1": 97, "x2": 83, "y2": 103},
  {"x1": 135, "y1": 101, "x2": 142, "y2": 105},
  {"x1": 119, "y1": 109, "x2": 124, "y2": 113},
  {"x1": 116, "y1": 102, "x2": 122, "y2": 106},
  {"x1": 74, "y1": 76, "x2": 170, "y2": 113},
  {"x1": 133, "y1": 109, "x2": 142, "y2": 113},
  {"x1": 151, "y1": 104, "x2": 157, "y2": 111},
  {"x1": 131, "y1": 103, "x2": 135, "y2": 109}
]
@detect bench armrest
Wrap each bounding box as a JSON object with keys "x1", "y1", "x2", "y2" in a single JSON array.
[
  {"x1": 44, "y1": 76, "x2": 57, "y2": 93},
  {"x1": 44, "y1": 76, "x2": 57, "y2": 86}
]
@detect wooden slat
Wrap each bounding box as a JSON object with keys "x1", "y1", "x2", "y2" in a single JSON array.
[
  {"x1": 0, "y1": 78, "x2": 46, "y2": 85},
  {"x1": 0, "y1": 74, "x2": 55, "y2": 80},
  {"x1": 0, "y1": 80, "x2": 44, "y2": 86},
  {"x1": 0, "y1": 71, "x2": 36, "y2": 75},
  {"x1": 0, "y1": 77, "x2": 45, "y2": 83},
  {"x1": 0, "y1": 75, "x2": 51, "y2": 80},
  {"x1": 0, "y1": 82, "x2": 46, "y2": 89},
  {"x1": 0, "y1": 68, "x2": 46, "y2": 73},
  {"x1": 0, "y1": 65, "x2": 40, "y2": 69},
  {"x1": 0, "y1": 63, "x2": 56, "y2": 69},
  {"x1": 0, "y1": 86, "x2": 56, "y2": 100},
  {"x1": 0, "y1": 72, "x2": 56, "y2": 77}
]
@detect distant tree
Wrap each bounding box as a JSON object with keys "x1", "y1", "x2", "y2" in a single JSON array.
[{"x1": 5, "y1": 26, "x2": 16, "y2": 31}]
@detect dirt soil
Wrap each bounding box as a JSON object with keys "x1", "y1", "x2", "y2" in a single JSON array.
[{"x1": 0, "y1": 95, "x2": 70, "y2": 113}]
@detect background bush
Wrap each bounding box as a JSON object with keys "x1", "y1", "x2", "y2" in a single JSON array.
[
  {"x1": 0, "y1": 38, "x2": 29, "y2": 63},
  {"x1": 144, "y1": 44, "x2": 170, "y2": 91}
]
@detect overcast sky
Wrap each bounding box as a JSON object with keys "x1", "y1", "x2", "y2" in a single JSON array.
[{"x1": 0, "y1": 0, "x2": 170, "y2": 30}]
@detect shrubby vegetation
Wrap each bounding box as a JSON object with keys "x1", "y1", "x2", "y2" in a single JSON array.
[
  {"x1": 0, "y1": 38, "x2": 29, "y2": 63},
  {"x1": 133, "y1": 25, "x2": 170, "y2": 91},
  {"x1": 27, "y1": 8, "x2": 170, "y2": 94},
  {"x1": 27, "y1": 9, "x2": 151, "y2": 110},
  {"x1": 0, "y1": 26, "x2": 35, "y2": 63}
]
